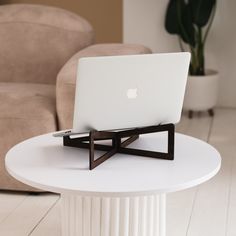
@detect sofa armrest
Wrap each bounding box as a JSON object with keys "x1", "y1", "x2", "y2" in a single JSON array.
[{"x1": 56, "y1": 43, "x2": 152, "y2": 130}]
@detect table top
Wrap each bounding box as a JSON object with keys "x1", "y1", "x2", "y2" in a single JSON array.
[{"x1": 5, "y1": 132, "x2": 221, "y2": 197}]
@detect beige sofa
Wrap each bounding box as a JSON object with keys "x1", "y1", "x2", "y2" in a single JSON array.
[{"x1": 0, "y1": 4, "x2": 151, "y2": 191}]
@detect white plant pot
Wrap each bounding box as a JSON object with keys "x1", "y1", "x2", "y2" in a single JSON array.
[{"x1": 183, "y1": 70, "x2": 219, "y2": 111}]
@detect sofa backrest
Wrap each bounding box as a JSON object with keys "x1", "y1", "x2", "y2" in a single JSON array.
[{"x1": 0, "y1": 4, "x2": 94, "y2": 84}]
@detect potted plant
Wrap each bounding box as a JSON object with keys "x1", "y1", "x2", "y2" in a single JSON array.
[{"x1": 165, "y1": 0, "x2": 218, "y2": 118}]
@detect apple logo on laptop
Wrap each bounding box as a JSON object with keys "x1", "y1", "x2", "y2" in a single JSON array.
[{"x1": 127, "y1": 88, "x2": 138, "y2": 99}]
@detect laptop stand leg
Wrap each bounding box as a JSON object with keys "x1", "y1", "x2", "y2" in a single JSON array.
[{"x1": 63, "y1": 123, "x2": 175, "y2": 170}]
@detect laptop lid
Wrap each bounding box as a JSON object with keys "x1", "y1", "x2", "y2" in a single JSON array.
[{"x1": 72, "y1": 52, "x2": 190, "y2": 133}]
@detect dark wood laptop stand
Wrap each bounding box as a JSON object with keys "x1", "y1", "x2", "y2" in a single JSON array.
[{"x1": 63, "y1": 123, "x2": 175, "y2": 170}]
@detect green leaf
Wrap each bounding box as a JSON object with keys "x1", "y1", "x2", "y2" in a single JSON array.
[
  {"x1": 189, "y1": 0, "x2": 216, "y2": 27},
  {"x1": 180, "y1": 3, "x2": 196, "y2": 47},
  {"x1": 165, "y1": 0, "x2": 196, "y2": 47},
  {"x1": 165, "y1": 0, "x2": 180, "y2": 34}
]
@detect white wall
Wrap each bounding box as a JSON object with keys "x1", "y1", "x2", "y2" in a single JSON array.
[{"x1": 123, "y1": 0, "x2": 236, "y2": 108}]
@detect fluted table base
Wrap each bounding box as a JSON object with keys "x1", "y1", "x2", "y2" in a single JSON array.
[{"x1": 61, "y1": 194, "x2": 166, "y2": 236}]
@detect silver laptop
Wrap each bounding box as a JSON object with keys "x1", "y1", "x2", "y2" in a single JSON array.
[{"x1": 72, "y1": 52, "x2": 190, "y2": 133}]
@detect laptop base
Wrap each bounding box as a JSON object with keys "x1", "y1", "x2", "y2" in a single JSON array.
[{"x1": 63, "y1": 123, "x2": 175, "y2": 170}]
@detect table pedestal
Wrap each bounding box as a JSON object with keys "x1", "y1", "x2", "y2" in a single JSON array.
[{"x1": 61, "y1": 194, "x2": 166, "y2": 236}]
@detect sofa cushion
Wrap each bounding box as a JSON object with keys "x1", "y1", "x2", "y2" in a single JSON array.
[
  {"x1": 0, "y1": 82, "x2": 57, "y2": 191},
  {"x1": 0, "y1": 4, "x2": 94, "y2": 84}
]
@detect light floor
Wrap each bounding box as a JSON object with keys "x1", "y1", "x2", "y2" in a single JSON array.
[{"x1": 0, "y1": 108, "x2": 235, "y2": 236}]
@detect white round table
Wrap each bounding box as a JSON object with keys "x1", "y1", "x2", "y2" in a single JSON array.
[{"x1": 5, "y1": 132, "x2": 221, "y2": 236}]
